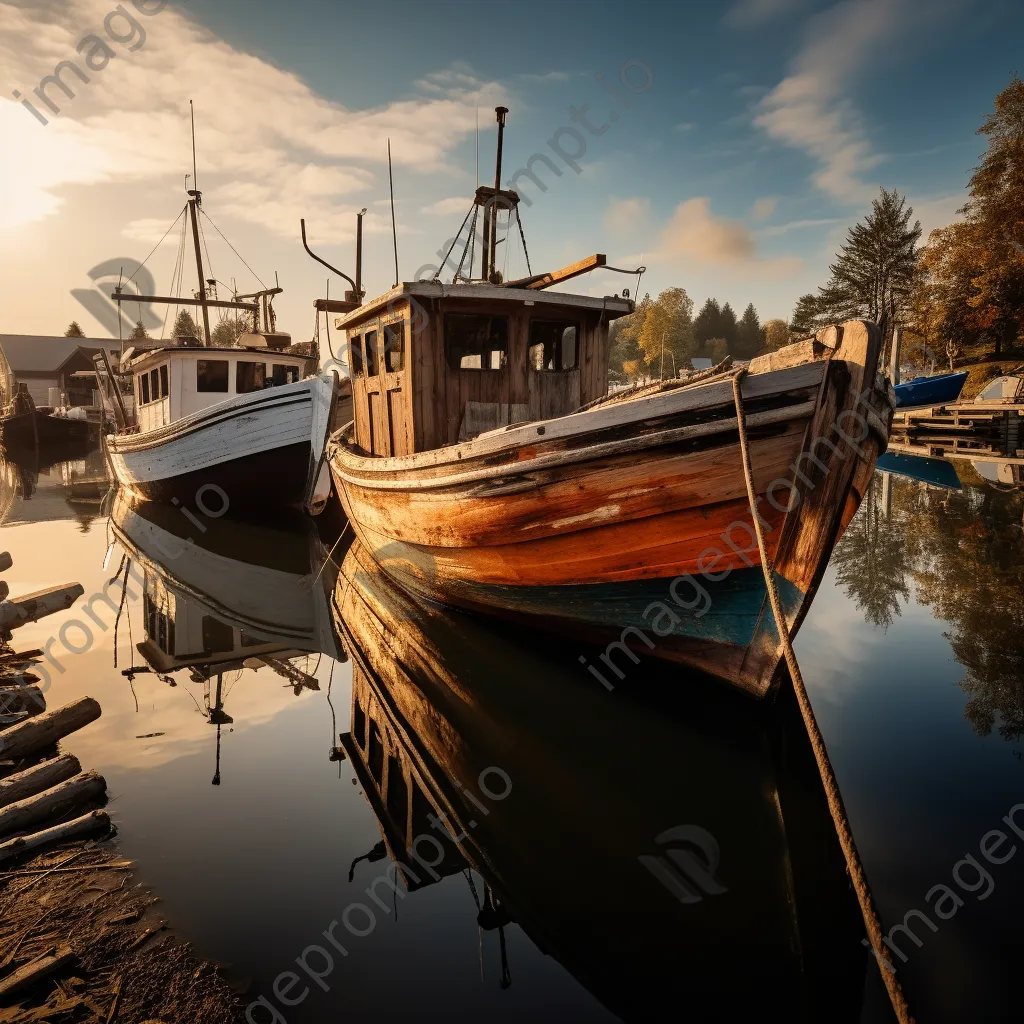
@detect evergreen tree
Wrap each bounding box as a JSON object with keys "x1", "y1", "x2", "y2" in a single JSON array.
[
  {"x1": 719, "y1": 302, "x2": 739, "y2": 351},
  {"x1": 64, "y1": 321, "x2": 84, "y2": 338},
  {"x1": 170, "y1": 309, "x2": 201, "y2": 342},
  {"x1": 693, "y1": 298, "x2": 722, "y2": 355},
  {"x1": 735, "y1": 303, "x2": 762, "y2": 359},
  {"x1": 825, "y1": 188, "x2": 921, "y2": 341},
  {"x1": 129, "y1": 320, "x2": 150, "y2": 341},
  {"x1": 790, "y1": 293, "x2": 824, "y2": 336},
  {"x1": 211, "y1": 317, "x2": 249, "y2": 347}
]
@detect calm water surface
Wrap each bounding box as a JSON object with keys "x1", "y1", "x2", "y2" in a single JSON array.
[{"x1": 2, "y1": 449, "x2": 1021, "y2": 1023}]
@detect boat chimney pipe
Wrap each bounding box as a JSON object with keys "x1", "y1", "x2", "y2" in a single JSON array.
[
  {"x1": 355, "y1": 208, "x2": 366, "y2": 303},
  {"x1": 488, "y1": 106, "x2": 509, "y2": 282}
]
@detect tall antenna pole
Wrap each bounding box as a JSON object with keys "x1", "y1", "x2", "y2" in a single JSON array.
[
  {"x1": 187, "y1": 100, "x2": 210, "y2": 344},
  {"x1": 388, "y1": 139, "x2": 399, "y2": 288},
  {"x1": 488, "y1": 106, "x2": 509, "y2": 282},
  {"x1": 190, "y1": 99, "x2": 198, "y2": 193}
]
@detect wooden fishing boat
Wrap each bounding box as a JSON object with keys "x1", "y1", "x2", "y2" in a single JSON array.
[
  {"x1": 326, "y1": 108, "x2": 895, "y2": 699},
  {"x1": 333, "y1": 542, "x2": 868, "y2": 1020}
]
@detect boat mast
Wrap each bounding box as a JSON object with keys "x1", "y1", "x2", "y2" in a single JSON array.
[
  {"x1": 487, "y1": 106, "x2": 509, "y2": 282},
  {"x1": 187, "y1": 101, "x2": 211, "y2": 345}
]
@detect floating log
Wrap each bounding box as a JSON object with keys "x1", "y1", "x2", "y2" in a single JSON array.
[
  {"x1": 0, "y1": 810, "x2": 111, "y2": 865},
  {"x1": 0, "y1": 649, "x2": 44, "y2": 665},
  {"x1": 0, "y1": 770, "x2": 106, "y2": 839},
  {"x1": 0, "y1": 755, "x2": 82, "y2": 810},
  {"x1": 0, "y1": 697, "x2": 101, "y2": 761},
  {"x1": 0, "y1": 584, "x2": 85, "y2": 632},
  {"x1": 0, "y1": 945, "x2": 75, "y2": 998}
]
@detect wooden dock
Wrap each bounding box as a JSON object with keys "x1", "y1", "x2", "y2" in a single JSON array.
[{"x1": 891, "y1": 396, "x2": 1023, "y2": 458}]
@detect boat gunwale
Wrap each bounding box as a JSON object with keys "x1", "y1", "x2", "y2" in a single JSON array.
[
  {"x1": 106, "y1": 373, "x2": 332, "y2": 454},
  {"x1": 328, "y1": 360, "x2": 828, "y2": 478}
]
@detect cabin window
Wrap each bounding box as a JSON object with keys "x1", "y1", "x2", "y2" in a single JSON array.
[
  {"x1": 364, "y1": 330, "x2": 380, "y2": 376},
  {"x1": 386, "y1": 755, "x2": 408, "y2": 826},
  {"x1": 201, "y1": 615, "x2": 234, "y2": 653},
  {"x1": 149, "y1": 369, "x2": 159, "y2": 402},
  {"x1": 350, "y1": 336, "x2": 364, "y2": 377},
  {"x1": 139, "y1": 374, "x2": 150, "y2": 405},
  {"x1": 368, "y1": 720, "x2": 384, "y2": 785},
  {"x1": 445, "y1": 313, "x2": 508, "y2": 370},
  {"x1": 197, "y1": 360, "x2": 229, "y2": 393},
  {"x1": 529, "y1": 320, "x2": 579, "y2": 371},
  {"x1": 159, "y1": 365, "x2": 169, "y2": 398},
  {"x1": 270, "y1": 364, "x2": 300, "y2": 386},
  {"x1": 353, "y1": 699, "x2": 366, "y2": 749},
  {"x1": 384, "y1": 322, "x2": 405, "y2": 372},
  {"x1": 236, "y1": 361, "x2": 266, "y2": 393}
]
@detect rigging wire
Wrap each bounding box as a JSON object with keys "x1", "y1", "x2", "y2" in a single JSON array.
[
  {"x1": 436, "y1": 203, "x2": 476, "y2": 283},
  {"x1": 515, "y1": 208, "x2": 532, "y2": 277},
  {"x1": 200, "y1": 208, "x2": 268, "y2": 289},
  {"x1": 197, "y1": 214, "x2": 216, "y2": 294},
  {"x1": 124, "y1": 205, "x2": 188, "y2": 285}
]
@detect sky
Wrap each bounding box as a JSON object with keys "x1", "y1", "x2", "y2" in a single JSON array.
[{"x1": 1, "y1": 0, "x2": 1022, "y2": 344}]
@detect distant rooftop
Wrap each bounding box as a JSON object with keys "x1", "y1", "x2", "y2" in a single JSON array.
[{"x1": 0, "y1": 335, "x2": 158, "y2": 375}]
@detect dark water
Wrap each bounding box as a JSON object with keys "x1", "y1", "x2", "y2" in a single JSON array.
[{"x1": 2, "y1": 447, "x2": 1022, "y2": 1023}]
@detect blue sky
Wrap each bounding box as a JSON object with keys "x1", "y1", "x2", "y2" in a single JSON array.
[{"x1": 2, "y1": 0, "x2": 1022, "y2": 338}]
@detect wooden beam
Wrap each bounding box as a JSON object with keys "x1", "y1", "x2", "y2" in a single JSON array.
[
  {"x1": 506, "y1": 254, "x2": 607, "y2": 291},
  {"x1": 111, "y1": 293, "x2": 258, "y2": 312},
  {"x1": 314, "y1": 298, "x2": 361, "y2": 314}
]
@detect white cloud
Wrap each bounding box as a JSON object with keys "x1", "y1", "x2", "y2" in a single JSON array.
[
  {"x1": 725, "y1": 0, "x2": 808, "y2": 29},
  {"x1": 422, "y1": 196, "x2": 472, "y2": 216},
  {"x1": 758, "y1": 216, "x2": 844, "y2": 236},
  {"x1": 0, "y1": 0, "x2": 507, "y2": 236},
  {"x1": 754, "y1": 0, "x2": 908, "y2": 202},
  {"x1": 674, "y1": 121, "x2": 696, "y2": 133},
  {"x1": 604, "y1": 196, "x2": 650, "y2": 236},
  {"x1": 654, "y1": 197, "x2": 804, "y2": 281},
  {"x1": 751, "y1": 197, "x2": 777, "y2": 220},
  {"x1": 657, "y1": 198, "x2": 755, "y2": 263}
]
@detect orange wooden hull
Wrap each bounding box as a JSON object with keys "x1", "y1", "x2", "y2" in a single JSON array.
[{"x1": 329, "y1": 323, "x2": 893, "y2": 698}]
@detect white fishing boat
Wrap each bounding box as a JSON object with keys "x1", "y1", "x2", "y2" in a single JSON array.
[
  {"x1": 101, "y1": 153, "x2": 339, "y2": 515},
  {"x1": 105, "y1": 344, "x2": 336, "y2": 513}
]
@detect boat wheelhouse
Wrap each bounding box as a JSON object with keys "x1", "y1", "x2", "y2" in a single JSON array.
[{"x1": 338, "y1": 280, "x2": 631, "y2": 455}]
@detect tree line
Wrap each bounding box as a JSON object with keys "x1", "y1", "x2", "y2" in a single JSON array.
[
  {"x1": 608, "y1": 292, "x2": 789, "y2": 381},
  {"x1": 62, "y1": 310, "x2": 249, "y2": 347},
  {"x1": 610, "y1": 75, "x2": 1023, "y2": 380}
]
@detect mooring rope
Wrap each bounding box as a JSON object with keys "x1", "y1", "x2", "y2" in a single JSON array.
[{"x1": 729, "y1": 368, "x2": 915, "y2": 1024}]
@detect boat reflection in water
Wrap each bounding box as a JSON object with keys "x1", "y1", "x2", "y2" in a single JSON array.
[
  {"x1": 110, "y1": 489, "x2": 344, "y2": 781},
  {"x1": 333, "y1": 541, "x2": 869, "y2": 1021}
]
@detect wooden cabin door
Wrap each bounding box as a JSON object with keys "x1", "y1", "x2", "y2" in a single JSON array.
[
  {"x1": 527, "y1": 319, "x2": 582, "y2": 420},
  {"x1": 364, "y1": 321, "x2": 410, "y2": 457}
]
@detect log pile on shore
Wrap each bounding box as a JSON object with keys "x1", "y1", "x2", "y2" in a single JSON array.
[{"x1": 0, "y1": 553, "x2": 247, "y2": 1022}]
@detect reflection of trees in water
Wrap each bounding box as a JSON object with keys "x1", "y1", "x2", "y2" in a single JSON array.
[
  {"x1": 835, "y1": 470, "x2": 1024, "y2": 740},
  {"x1": 832, "y1": 475, "x2": 915, "y2": 629}
]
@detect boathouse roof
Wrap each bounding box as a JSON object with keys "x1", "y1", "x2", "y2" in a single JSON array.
[
  {"x1": 0, "y1": 334, "x2": 146, "y2": 376},
  {"x1": 335, "y1": 281, "x2": 635, "y2": 329}
]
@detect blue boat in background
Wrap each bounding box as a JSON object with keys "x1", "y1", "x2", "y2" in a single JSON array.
[
  {"x1": 893, "y1": 370, "x2": 968, "y2": 409},
  {"x1": 876, "y1": 451, "x2": 963, "y2": 490}
]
